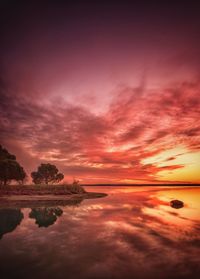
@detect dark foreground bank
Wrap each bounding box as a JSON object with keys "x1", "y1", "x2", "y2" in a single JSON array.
[{"x1": 0, "y1": 184, "x2": 107, "y2": 208}]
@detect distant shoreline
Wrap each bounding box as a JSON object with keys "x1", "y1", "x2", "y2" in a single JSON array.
[{"x1": 82, "y1": 183, "x2": 200, "y2": 186}]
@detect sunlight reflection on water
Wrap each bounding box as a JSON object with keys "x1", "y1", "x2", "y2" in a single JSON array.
[{"x1": 0, "y1": 186, "x2": 199, "y2": 279}]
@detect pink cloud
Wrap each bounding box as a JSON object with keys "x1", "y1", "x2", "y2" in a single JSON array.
[{"x1": 0, "y1": 78, "x2": 200, "y2": 183}]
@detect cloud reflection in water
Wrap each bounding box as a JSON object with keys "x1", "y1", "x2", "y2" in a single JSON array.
[{"x1": 0, "y1": 186, "x2": 199, "y2": 279}]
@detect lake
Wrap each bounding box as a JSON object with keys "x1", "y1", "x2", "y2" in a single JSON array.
[{"x1": 0, "y1": 186, "x2": 199, "y2": 279}]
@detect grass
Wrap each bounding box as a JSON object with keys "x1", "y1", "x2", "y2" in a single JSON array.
[
  {"x1": 0, "y1": 183, "x2": 86, "y2": 196},
  {"x1": 0, "y1": 183, "x2": 107, "y2": 209}
]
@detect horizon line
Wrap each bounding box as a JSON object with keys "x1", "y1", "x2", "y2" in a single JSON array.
[{"x1": 81, "y1": 183, "x2": 200, "y2": 186}]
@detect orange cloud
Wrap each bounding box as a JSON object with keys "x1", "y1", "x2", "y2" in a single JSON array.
[{"x1": 0, "y1": 79, "x2": 200, "y2": 183}]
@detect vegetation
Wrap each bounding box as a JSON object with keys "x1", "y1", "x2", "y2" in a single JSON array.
[
  {"x1": 0, "y1": 145, "x2": 26, "y2": 185},
  {"x1": 31, "y1": 163, "x2": 64, "y2": 185},
  {"x1": 70, "y1": 179, "x2": 85, "y2": 193},
  {"x1": 0, "y1": 146, "x2": 87, "y2": 195},
  {"x1": 0, "y1": 183, "x2": 86, "y2": 195},
  {"x1": 0, "y1": 146, "x2": 107, "y2": 201}
]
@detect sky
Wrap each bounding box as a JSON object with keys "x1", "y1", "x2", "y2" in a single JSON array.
[{"x1": 0, "y1": 0, "x2": 200, "y2": 184}]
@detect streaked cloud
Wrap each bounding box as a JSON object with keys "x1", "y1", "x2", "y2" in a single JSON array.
[{"x1": 1, "y1": 78, "x2": 199, "y2": 183}]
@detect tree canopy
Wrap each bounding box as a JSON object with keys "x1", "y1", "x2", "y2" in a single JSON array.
[
  {"x1": 0, "y1": 145, "x2": 26, "y2": 185},
  {"x1": 31, "y1": 163, "x2": 64, "y2": 185}
]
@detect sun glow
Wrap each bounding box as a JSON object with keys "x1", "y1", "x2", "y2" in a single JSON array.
[
  {"x1": 141, "y1": 145, "x2": 188, "y2": 166},
  {"x1": 141, "y1": 145, "x2": 200, "y2": 183}
]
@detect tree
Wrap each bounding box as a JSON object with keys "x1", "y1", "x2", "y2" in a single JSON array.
[
  {"x1": 31, "y1": 163, "x2": 64, "y2": 185},
  {"x1": 0, "y1": 145, "x2": 27, "y2": 185},
  {"x1": 14, "y1": 164, "x2": 27, "y2": 185}
]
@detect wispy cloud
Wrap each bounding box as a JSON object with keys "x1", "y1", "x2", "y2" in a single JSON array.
[{"x1": 0, "y1": 78, "x2": 200, "y2": 183}]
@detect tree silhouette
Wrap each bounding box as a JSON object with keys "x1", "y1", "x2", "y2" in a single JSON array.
[
  {"x1": 0, "y1": 145, "x2": 26, "y2": 185},
  {"x1": 31, "y1": 163, "x2": 64, "y2": 185}
]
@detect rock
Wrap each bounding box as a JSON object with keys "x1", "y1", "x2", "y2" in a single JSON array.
[{"x1": 170, "y1": 199, "x2": 184, "y2": 209}]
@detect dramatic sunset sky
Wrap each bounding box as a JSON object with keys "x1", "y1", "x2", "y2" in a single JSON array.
[{"x1": 0, "y1": 1, "x2": 200, "y2": 183}]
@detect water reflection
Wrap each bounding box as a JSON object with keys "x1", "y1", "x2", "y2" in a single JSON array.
[
  {"x1": 0, "y1": 198, "x2": 84, "y2": 237},
  {"x1": 29, "y1": 207, "x2": 63, "y2": 228},
  {"x1": 0, "y1": 209, "x2": 23, "y2": 239},
  {"x1": 0, "y1": 186, "x2": 199, "y2": 279}
]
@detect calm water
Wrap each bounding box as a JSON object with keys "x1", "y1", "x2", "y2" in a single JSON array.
[{"x1": 0, "y1": 186, "x2": 200, "y2": 279}]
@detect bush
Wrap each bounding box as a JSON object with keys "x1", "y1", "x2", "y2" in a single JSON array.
[{"x1": 67, "y1": 179, "x2": 86, "y2": 194}]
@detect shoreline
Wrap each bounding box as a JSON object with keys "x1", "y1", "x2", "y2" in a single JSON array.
[
  {"x1": 82, "y1": 183, "x2": 200, "y2": 186},
  {"x1": 0, "y1": 184, "x2": 87, "y2": 196},
  {"x1": 0, "y1": 184, "x2": 107, "y2": 208},
  {"x1": 0, "y1": 192, "x2": 107, "y2": 209}
]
